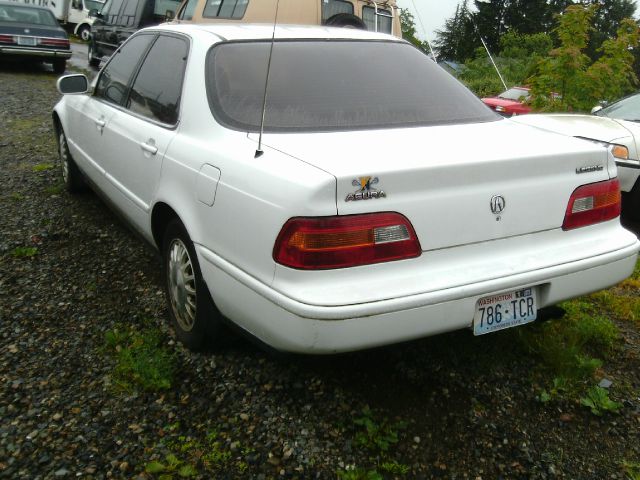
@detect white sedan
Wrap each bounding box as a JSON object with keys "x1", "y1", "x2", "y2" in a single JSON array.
[
  {"x1": 511, "y1": 94, "x2": 640, "y2": 217},
  {"x1": 53, "y1": 24, "x2": 639, "y2": 354}
]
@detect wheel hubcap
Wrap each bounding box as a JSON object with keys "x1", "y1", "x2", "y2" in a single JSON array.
[
  {"x1": 168, "y1": 239, "x2": 197, "y2": 332},
  {"x1": 60, "y1": 134, "x2": 69, "y2": 184}
]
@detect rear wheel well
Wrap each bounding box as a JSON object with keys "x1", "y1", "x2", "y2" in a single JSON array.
[
  {"x1": 151, "y1": 203, "x2": 179, "y2": 251},
  {"x1": 52, "y1": 113, "x2": 62, "y2": 141}
]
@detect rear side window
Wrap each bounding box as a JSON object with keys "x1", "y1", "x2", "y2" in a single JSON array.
[
  {"x1": 127, "y1": 35, "x2": 189, "y2": 125},
  {"x1": 203, "y1": 0, "x2": 248, "y2": 19},
  {"x1": 206, "y1": 40, "x2": 498, "y2": 132},
  {"x1": 322, "y1": 0, "x2": 353, "y2": 21},
  {"x1": 362, "y1": 6, "x2": 392, "y2": 34},
  {"x1": 94, "y1": 34, "x2": 154, "y2": 105},
  {"x1": 178, "y1": 0, "x2": 198, "y2": 20}
]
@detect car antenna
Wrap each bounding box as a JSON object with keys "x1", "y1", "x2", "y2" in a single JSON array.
[
  {"x1": 471, "y1": 18, "x2": 508, "y2": 91},
  {"x1": 409, "y1": 0, "x2": 437, "y2": 61},
  {"x1": 255, "y1": 0, "x2": 281, "y2": 159}
]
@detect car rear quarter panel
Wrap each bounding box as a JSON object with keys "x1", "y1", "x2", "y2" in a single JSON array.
[{"x1": 155, "y1": 35, "x2": 337, "y2": 286}]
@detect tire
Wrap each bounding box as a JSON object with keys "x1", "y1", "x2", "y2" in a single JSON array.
[
  {"x1": 58, "y1": 129, "x2": 86, "y2": 192},
  {"x1": 53, "y1": 59, "x2": 66, "y2": 74},
  {"x1": 162, "y1": 219, "x2": 223, "y2": 351},
  {"x1": 325, "y1": 13, "x2": 367, "y2": 29},
  {"x1": 622, "y1": 184, "x2": 640, "y2": 221},
  {"x1": 88, "y1": 42, "x2": 100, "y2": 67},
  {"x1": 77, "y1": 25, "x2": 90, "y2": 42}
]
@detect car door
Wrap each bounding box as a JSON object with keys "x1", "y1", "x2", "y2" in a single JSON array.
[
  {"x1": 69, "y1": 33, "x2": 155, "y2": 192},
  {"x1": 98, "y1": 33, "x2": 189, "y2": 232}
]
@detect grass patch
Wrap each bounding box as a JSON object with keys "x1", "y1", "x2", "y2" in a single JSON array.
[
  {"x1": 32, "y1": 163, "x2": 55, "y2": 172},
  {"x1": 104, "y1": 325, "x2": 176, "y2": 392},
  {"x1": 519, "y1": 299, "x2": 617, "y2": 381},
  {"x1": 44, "y1": 184, "x2": 64, "y2": 195},
  {"x1": 11, "y1": 246, "x2": 38, "y2": 258},
  {"x1": 591, "y1": 290, "x2": 640, "y2": 324},
  {"x1": 623, "y1": 461, "x2": 640, "y2": 480}
]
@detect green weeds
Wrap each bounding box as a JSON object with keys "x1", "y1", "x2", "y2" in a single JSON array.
[
  {"x1": 336, "y1": 407, "x2": 410, "y2": 479},
  {"x1": 580, "y1": 386, "x2": 622, "y2": 416},
  {"x1": 144, "y1": 428, "x2": 249, "y2": 478},
  {"x1": 11, "y1": 246, "x2": 38, "y2": 258},
  {"x1": 104, "y1": 325, "x2": 176, "y2": 392},
  {"x1": 623, "y1": 460, "x2": 640, "y2": 480}
]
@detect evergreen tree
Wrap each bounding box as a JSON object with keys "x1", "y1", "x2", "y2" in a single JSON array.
[{"x1": 434, "y1": 1, "x2": 477, "y2": 61}]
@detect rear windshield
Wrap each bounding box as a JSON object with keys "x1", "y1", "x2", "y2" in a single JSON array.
[
  {"x1": 205, "y1": 40, "x2": 497, "y2": 133},
  {"x1": 0, "y1": 4, "x2": 58, "y2": 26}
]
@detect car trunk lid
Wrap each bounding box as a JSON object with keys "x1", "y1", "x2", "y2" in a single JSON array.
[{"x1": 255, "y1": 119, "x2": 613, "y2": 251}]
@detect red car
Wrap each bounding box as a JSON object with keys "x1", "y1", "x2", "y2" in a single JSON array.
[{"x1": 482, "y1": 86, "x2": 532, "y2": 116}]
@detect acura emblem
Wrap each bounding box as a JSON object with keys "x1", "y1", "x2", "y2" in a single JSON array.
[{"x1": 490, "y1": 195, "x2": 506, "y2": 214}]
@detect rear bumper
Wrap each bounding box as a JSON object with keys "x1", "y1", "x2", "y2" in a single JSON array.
[
  {"x1": 196, "y1": 225, "x2": 640, "y2": 353},
  {"x1": 0, "y1": 46, "x2": 72, "y2": 59}
]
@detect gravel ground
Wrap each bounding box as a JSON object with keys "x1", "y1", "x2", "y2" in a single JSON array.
[{"x1": 1, "y1": 62, "x2": 640, "y2": 480}]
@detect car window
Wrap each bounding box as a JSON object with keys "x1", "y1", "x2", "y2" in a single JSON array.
[
  {"x1": 597, "y1": 93, "x2": 640, "y2": 122},
  {"x1": 202, "y1": 0, "x2": 248, "y2": 19},
  {"x1": 322, "y1": 0, "x2": 354, "y2": 21},
  {"x1": 206, "y1": 40, "x2": 498, "y2": 133},
  {"x1": 94, "y1": 34, "x2": 154, "y2": 106},
  {"x1": 0, "y1": 5, "x2": 59, "y2": 26},
  {"x1": 178, "y1": 0, "x2": 198, "y2": 20},
  {"x1": 498, "y1": 88, "x2": 530, "y2": 101},
  {"x1": 362, "y1": 6, "x2": 392, "y2": 33},
  {"x1": 126, "y1": 35, "x2": 189, "y2": 125}
]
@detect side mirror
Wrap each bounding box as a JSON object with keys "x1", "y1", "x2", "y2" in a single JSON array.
[
  {"x1": 72, "y1": 0, "x2": 82, "y2": 9},
  {"x1": 164, "y1": 9, "x2": 174, "y2": 21},
  {"x1": 591, "y1": 105, "x2": 603, "y2": 115},
  {"x1": 57, "y1": 74, "x2": 89, "y2": 94}
]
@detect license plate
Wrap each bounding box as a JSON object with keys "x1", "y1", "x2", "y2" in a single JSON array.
[
  {"x1": 473, "y1": 288, "x2": 537, "y2": 335},
  {"x1": 17, "y1": 36, "x2": 37, "y2": 46}
]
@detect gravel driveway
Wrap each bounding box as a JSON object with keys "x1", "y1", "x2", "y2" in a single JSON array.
[{"x1": 1, "y1": 62, "x2": 640, "y2": 480}]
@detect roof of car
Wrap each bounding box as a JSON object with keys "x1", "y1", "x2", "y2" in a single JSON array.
[{"x1": 153, "y1": 23, "x2": 403, "y2": 42}]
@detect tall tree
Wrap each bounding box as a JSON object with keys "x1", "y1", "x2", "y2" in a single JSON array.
[{"x1": 434, "y1": 1, "x2": 477, "y2": 61}]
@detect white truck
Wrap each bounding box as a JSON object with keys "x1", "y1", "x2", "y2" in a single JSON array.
[{"x1": 10, "y1": 0, "x2": 105, "y2": 40}]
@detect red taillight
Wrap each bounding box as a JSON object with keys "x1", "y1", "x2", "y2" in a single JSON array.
[
  {"x1": 0, "y1": 35, "x2": 13, "y2": 44},
  {"x1": 273, "y1": 212, "x2": 422, "y2": 270},
  {"x1": 562, "y1": 179, "x2": 621, "y2": 230},
  {"x1": 38, "y1": 37, "x2": 70, "y2": 48}
]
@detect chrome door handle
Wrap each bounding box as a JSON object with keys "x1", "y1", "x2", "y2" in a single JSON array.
[
  {"x1": 95, "y1": 119, "x2": 106, "y2": 128},
  {"x1": 140, "y1": 142, "x2": 158, "y2": 155}
]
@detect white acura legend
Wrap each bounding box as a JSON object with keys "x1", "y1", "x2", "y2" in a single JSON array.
[{"x1": 53, "y1": 24, "x2": 639, "y2": 353}]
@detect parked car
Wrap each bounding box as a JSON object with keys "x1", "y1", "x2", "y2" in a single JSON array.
[
  {"x1": 511, "y1": 93, "x2": 640, "y2": 218},
  {"x1": 0, "y1": 0, "x2": 71, "y2": 73},
  {"x1": 87, "y1": 0, "x2": 180, "y2": 66},
  {"x1": 53, "y1": 24, "x2": 639, "y2": 354},
  {"x1": 171, "y1": 0, "x2": 401, "y2": 37},
  {"x1": 482, "y1": 86, "x2": 533, "y2": 116}
]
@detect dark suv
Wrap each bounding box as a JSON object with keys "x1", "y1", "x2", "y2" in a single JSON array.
[{"x1": 88, "y1": 0, "x2": 180, "y2": 66}]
